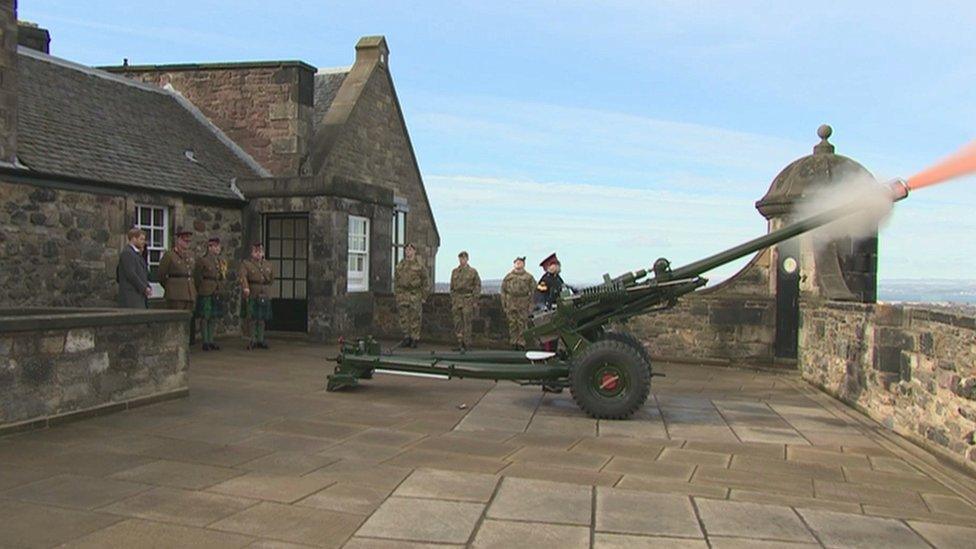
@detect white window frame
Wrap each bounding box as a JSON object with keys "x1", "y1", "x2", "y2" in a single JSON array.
[
  {"x1": 135, "y1": 204, "x2": 169, "y2": 299},
  {"x1": 391, "y1": 208, "x2": 407, "y2": 286},
  {"x1": 348, "y1": 215, "x2": 370, "y2": 292}
]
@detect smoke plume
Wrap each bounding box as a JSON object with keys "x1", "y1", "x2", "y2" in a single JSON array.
[{"x1": 794, "y1": 169, "x2": 895, "y2": 249}]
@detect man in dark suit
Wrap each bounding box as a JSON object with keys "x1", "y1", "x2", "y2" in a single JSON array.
[{"x1": 117, "y1": 227, "x2": 152, "y2": 308}]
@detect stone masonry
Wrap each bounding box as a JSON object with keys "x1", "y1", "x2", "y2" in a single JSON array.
[
  {"x1": 801, "y1": 301, "x2": 976, "y2": 473},
  {"x1": 111, "y1": 62, "x2": 315, "y2": 177},
  {"x1": 0, "y1": 0, "x2": 16, "y2": 164},
  {"x1": 0, "y1": 308, "x2": 189, "y2": 432}
]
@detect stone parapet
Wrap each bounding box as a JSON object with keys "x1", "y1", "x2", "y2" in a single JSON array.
[
  {"x1": 371, "y1": 293, "x2": 510, "y2": 347},
  {"x1": 800, "y1": 301, "x2": 976, "y2": 473},
  {"x1": 0, "y1": 308, "x2": 189, "y2": 434}
]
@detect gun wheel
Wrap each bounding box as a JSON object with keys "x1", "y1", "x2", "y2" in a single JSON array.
[
  {"x1": 569, "y1": 340, "x2": 650, "y2": 420},
  {"x1": 600, "y1": 330, "x2": 652, "y2": 369}
]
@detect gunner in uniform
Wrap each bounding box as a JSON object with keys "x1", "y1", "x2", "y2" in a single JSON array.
[
  {"x1": 158, "y1": 229, "x2": 197, "y2": 343},
  {"x1": 239, "y1": 242, "x2": 275, "y2": 350},
  {"x1": 193, "y1": 236, "x2": 228, "y2": 351}
]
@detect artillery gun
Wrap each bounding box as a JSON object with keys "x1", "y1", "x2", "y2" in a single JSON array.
[{"x1": 328, "y1": 179, "x2": 910, "y2": 419}]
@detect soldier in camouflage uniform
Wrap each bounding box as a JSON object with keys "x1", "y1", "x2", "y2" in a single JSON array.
[
  {"x1": 193, "y1": 236, "x2": 228, "y2": 351},
  {"x1": 394, "y1": 243, "x2": 429, "y2": 348},
  {"x1": 158, "y1": 229, "x2": 197, "y2": 343},
  {"x1": 500, "y1": 256, "x2": 536, "y2": 350},
  {"x1": 239, "y1": 242, "x2": 275, "y2": 350},
  {"x1": 449, "y1": 250, "x2": 482, "y2": 351}
]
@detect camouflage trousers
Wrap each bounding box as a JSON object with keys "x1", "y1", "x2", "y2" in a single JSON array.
[
  {"x1": 451, "y1": 296, "x2": 476, "y2": 346},
  {"x1": 504, "y1": 299, "x2": 532, "y2": 346},
  {"x1": 397, "y1": 295, "x2": 424, "y2": 340}
]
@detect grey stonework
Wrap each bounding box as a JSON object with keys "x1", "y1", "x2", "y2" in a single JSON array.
[
  {"x1": 371, "y1": 294, "x2": 516, "y2": 348},
  {"x1": 801, "y1": 301, "x2": 976, "y2": 473},
  {"x1": 0, "y1": 1, "x2": 17, "y2": 163},
  {"x1": 0, "y1": 308, "x2": 189, "y2": 431}
]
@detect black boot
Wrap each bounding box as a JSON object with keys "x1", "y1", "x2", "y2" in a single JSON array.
[
  {"x1": 399, "y1": 336, "x2": 413, "y2": 348},
  {"x1": 410, "y1": 338, "x2": 419, "y2": 348}
]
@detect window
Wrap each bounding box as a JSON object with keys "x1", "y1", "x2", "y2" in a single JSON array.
[
  {"x1": 348, "y1": 215, "x2": 370, "y2": 292},
  {"x1": 135, "y1": 204, "x2": 168, "y2": 298},
  {"x1": 265, "y1": 215, "x2": 309, "y2": 300},
  {"x1": 391, "y1": 209, "x2": 406, "y2": 284}
]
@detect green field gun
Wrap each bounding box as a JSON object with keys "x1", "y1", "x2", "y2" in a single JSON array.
[{"x1": 328, "y1": 179, "x2": 910, "y2": 419}]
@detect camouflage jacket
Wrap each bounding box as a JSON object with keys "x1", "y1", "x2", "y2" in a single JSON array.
[
  {"x1": 158, "y1": 248, "x2": 196, "y2": 302},
  {"x1": 501, "y1": 269, "x2": 536, "y2": 308},
  {"x1": 239, "y1": 258, "x2": 274, "y2": 299},
  {"x1": 395, "y1": 257, "x2": 429, "y2": 299},
  {"x1": 193, "y1": 253, "x2": 229, "y2": 297},
  {"x1": 450, "y1": 264, "x2": 482, "y2": 303}
]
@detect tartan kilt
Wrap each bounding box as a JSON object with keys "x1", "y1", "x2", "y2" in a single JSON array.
[
  {"x1": 195, "y1": 295, "x2": 225, "y2": 319},
  {"x1": 242, "y1": 296, "x2": 273, "y2": 321}
]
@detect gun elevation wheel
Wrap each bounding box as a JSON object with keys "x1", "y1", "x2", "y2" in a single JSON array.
[{"x1": 569, "y1": 340, "x2": 650, "y2": 419}]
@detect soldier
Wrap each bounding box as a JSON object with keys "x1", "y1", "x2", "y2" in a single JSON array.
[
  {"x1": 193, "y1": 236, "x2": 229, "y2": 351},
  {"x1": 535, "y1": 252, "x2": 564, "y2": 311},
  {"x1": 240, "y1": 242, "x2": 274, "y2": 350},
  {"x1": 500, "y1": 256, "x2": 536, "y2": 350},
  {"x1": 158, "y1": 229, "x2": 197, "y2": 342},
  {"x1": 394, "y1": 243, "x2": 429, "y2": 348},
  {"x1": 116, "y1": 227, "x2": 152, "y2": 309},
  {"x1": 449, "y1": 250, "x2": 482, "y2": 351}
]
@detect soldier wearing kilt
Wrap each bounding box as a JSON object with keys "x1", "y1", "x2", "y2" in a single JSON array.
[
  {"x1": 193, "y1": 236, "x2": 228, "y2": 351},
  {"x1": 158, "y1": 229, "x2": 197, "y2": 343},
  {"x1": 240, "y1": 242, "x2": 274, "y2": 350}
]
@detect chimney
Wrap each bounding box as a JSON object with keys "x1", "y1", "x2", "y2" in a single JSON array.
[
  {"x1": 0, "y1": 0, "x2": 17, "y2": 165},
  {"x1": 17, "y1": 20, "x2": 49, "y2": 54},
  {"x1": 355, "y1": 35, "x2": 389, "y2": 67}
]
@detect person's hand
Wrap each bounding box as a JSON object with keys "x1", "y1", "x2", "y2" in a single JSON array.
[
  {"x1": 144, "y1": 287, "x2": 153, "y2": 298},
  {"x1": 243, "y1": 288, "x2": 250, "y2": 297}
]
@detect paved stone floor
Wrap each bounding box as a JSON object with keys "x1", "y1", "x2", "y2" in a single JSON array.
[{"x1": 1, "y1": 339, "x2": 975, "y2": 548}]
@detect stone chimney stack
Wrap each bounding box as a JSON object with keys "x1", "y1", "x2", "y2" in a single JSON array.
[
  {"x1": 0, "y1": 0, "x2": 17, "y2": 165},
  {"x1": 17, "y1": 20, "x2": 49, "y2": 53},
  {"x1": 355, "y1": 36, "x2": 389, "y2": 67}
]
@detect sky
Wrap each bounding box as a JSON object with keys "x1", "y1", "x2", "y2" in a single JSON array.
[{"x1": 20, "y1": 0, "x2": 976, "y2": 284}]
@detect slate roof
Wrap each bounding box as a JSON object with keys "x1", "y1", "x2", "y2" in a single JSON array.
[
  {"x1": 313, "y1": 70, "x2": 348, "y2": 127},
  {"x1": 16, "y1": 48, "x2": 263, "y2": 201}
]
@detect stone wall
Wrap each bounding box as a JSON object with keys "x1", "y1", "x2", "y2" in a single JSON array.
[
  {"x1": 109, "y1": 63, "x2": 315, "y2": 177},
  {"x1": 372, "y1": 293, "x2": 509, "y2": 347},
  {"x1": 0, "y1": 308, "x2": 189, "y2": 434},
  {"x1": 625, "y1": 251, "x2": 779, "y2": 366},
  {"x1": 0, "y1": 1, "x2": 17, "y2": 164},
  {"x1": 320, "y1": 66, "x2": 439, "y2": 283},
  {"x1": 0, "y1": 178, "x2": 247, "y2": 336},
  {"x1": 800, "y1": 302, "x2": 976, "y2": 473}
]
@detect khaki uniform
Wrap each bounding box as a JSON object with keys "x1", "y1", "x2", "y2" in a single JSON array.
[
  {"x1": 194, "y1": 254, "x2": 228, "y2": 297},
  {"x1": 501, "y1": 269, "x2": 536, "y2": 347},
  {"x1": 394, "y1": 257, "x2": 429, "y2": 340},
  {"x1": 239, "y1": 257, "x2": 274, "y2": 345},
  {"x1": 450, "y1": 264, "x2": 482, "y2": 347},
  {"x1": 158, "y1": 248, "x2": 196, "y2": 310}
]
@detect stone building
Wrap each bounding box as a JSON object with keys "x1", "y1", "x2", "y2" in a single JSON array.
[{"x1": 0, "y1": 3, "x2": 438, "y2": 340}]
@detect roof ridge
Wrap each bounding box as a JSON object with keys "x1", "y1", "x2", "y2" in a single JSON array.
[
  {"x1": 163, "y1": 83, "x2": 271, "y2": 179},
  {"x1": 316, "y1": 66, "x2": 351, "y2": 75},
  {"x1": 17, "y1": 46, "x2": 170, "y2": 96}
]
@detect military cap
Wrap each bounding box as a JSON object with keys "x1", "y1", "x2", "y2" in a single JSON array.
[
  {"x1": 251, "y1": 241, "x2": 264, "y2": 248},
  {"x1": 208, "y1": 236, "x2": 221, "y2": 244},
  {"x1": 175, "y1": 228, "x2": 193, "y2": 238},
  {"x1": 405, "y1": 243, "x2": 416, "y2": 250},
  {"x1": 540, "y1": 253, "x2": 560, "y2": 269},
  {"x1": 514, "y1": 256, "x2": 526, "y2": 262},
  {"x1": 458, "y1": 250, "x2": 469, "y2": 258}
]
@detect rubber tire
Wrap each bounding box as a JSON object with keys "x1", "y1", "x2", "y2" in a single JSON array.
[
  {"x1": 601, "y1": 330, "x2": 652, "y2": 368},
  {"x1": 569, "y1": 340, "x2": 651, "y2": 420}
]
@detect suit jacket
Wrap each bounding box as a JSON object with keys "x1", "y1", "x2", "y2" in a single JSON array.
[{"x1": 117, "y1": 245, "x2": 149, "y2": 308}]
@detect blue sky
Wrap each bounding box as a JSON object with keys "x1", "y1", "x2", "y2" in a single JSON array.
[{"x1": 21, "y1": 1, "x2": 976, "y2": 284}]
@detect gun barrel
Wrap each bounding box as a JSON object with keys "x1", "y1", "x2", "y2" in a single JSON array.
[{"x1": 666, "y1": 179, "x2": 908, "y2": 281}]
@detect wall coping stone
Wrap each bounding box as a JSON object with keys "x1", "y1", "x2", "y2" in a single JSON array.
[
  {"x1": 0, "y1": 308, "x2": 190, "y2": 333},
  {"x1": 100, "y1": 60, "x2": 317, "y2": 74}
]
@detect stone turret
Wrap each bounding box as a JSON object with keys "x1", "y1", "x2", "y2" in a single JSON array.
[{"x1": 756, "y1": 125, "x2": 879, "y2": 302}]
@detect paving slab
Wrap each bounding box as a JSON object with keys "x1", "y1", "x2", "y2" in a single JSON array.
[
  {"x1": 908, "y1": 520, "x2": 976, "y2": 549},
  {"x1": 658, "y1": 447, "x2": 732, "y2": 468},
  {"x1": 813, "y1": 479, "x2": 928, "y2": 509},
  {"x1": 343, "y1": 539, "x2": 462, "y2": 549},
  {"x1": 570, "y1": 436, "x2": 672, "y2": 458},
  {"x1": 504, "y1": 432, "x2": 581, "y2": 449},
  {"x1": 786, "y1": 445, "x2": 872, "y2": 468},
  {"x1": 500, "y1": 461, "x2": 621, "y2": 486},
  {"x1": 693, "y1": 465, "x2": 814, "y2": 497},
  {"x1": 595, "y1": 487, "x2": 702, "y2": 538},
  {"x1": 111, "y1": 459, "x2": 244, "y2": 490},
  {"x1": 731, "y1": 454, "x2": 845, "y2": 480},
  {"x1": 487, "y1": 477, "x2": 592, "y2": 525},
  {"x1": 317, "y1": 441, "x2": 408, "y2": 462},
  {"x1": 1, "y1": 473, "x2": 149, "y2": 510},
  {"x1": 683, "y1": 440, "x2": 785, "y2": 459},
  {"x1": 472, "y1": 519, "x2": 590, "y2": 548},
  {"x1": 382, "y1": 448, "x2": 508, "y2": 474},
  {"x1": 593, "y1": 533, "x2": 708, "y2": 548},
  {"x1": 695, "y1": 498, "x2": 817, "y2": 543},
  {"x1": 355, "y1": 496, "x2": 484, "y2": 544},
  {"x1": 0, "y1": 499, "x2": 124, "y2": 548},
  {"x1": 921, "y1": 492, "x2": 976, "y2": 517},
  {"x1": 394, "y1": 468, "x2": 499, "y2": 502},
  {"x1": 708, "y1": 538, "x2": 818, "y2": 548},
  {"x1": 729, "y1": 489, "x2": 861, "y2": 514},
  {"x1": 412, "y1": 433, "x2": 519, "y2": 459},
  {"x1": 305, "y1": 460, "x2": 413, "y2": 490},
  {"x1": 210, "y1": 501, "x2": 363, "y2": 547},
  {"x1": 236, "y1": 451, "x2": 339, "y2": 475},
  {"x1": 597, "y1": 418, "x2": 669, "y2": 439},
  {"x1": 0, "y1": 464, "x2": 53, "y2": 491},
  {"x1": 508, "y1": 446, "x2": 611, "y2": 469},
  {"x1": 604, "y1": 456, "x2": 696, "y2": 480},
  {"x1": 616, "y1": 475, "x2": 729, "y2": 499},
  {"x1": 798, "y1": 508, "x2": 931, "y2": 548},
  {"x1": 296, "y1": 482, "x2": 391, "y2": 515},
  {"x1": 99, "y1": 486, "x2": 257, "y2": 527},
  {"x1": 59, "y1": 518, "x2": 254, "y2": 548},
  {"x1": 208, "y1": 472, "x2": 337, "y2": 503},
  {"x1": 345, "y1": 428, "x2": 427, "y2": 447}
]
